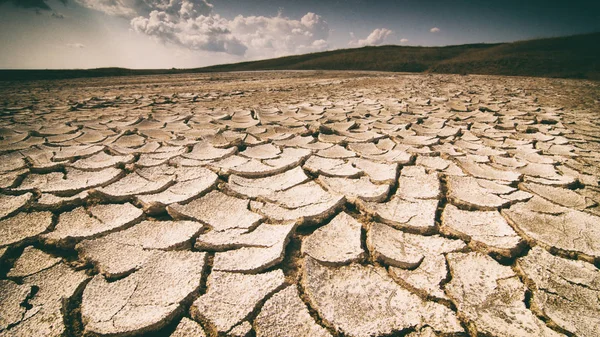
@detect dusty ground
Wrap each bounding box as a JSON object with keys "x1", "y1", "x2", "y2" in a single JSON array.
[{"x1": 1, "y1": 71, "x2": 600, "y2": 337}]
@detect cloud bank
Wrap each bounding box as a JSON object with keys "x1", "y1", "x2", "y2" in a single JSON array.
[
  {"x1": 430, "y1": 27, "x2": 440, "y2": 33},
  {"x1": 349, "y1": 28, "x2": 393, "y2": 47},
  {"x1": 76, "y1": 0, "x2": 330, "y2": 57}
]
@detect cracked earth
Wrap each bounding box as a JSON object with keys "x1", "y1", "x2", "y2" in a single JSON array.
[{"x1": 0, "y1": 71, "x2": 599, "y2": 337}]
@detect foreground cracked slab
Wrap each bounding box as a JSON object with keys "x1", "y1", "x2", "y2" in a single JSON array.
[
  {"x1": 7, "y1": 246, "x2": 61, "y2": 278},
  {"x1": 190, "y1": 269, "x2": 285, "y2": 334},
  {"x1": 445, "y1": 252, "x2": 563, "y2": 337},
  {"x1": 368, "y1": 222, "x2": 465, "y2": 300},
  {"x1": 255, "y1": 286, "x2": 332, "y2": 337},
  {"x1": 302, "y1": 212, "x2": 364, "y2": 265},
  {"x1": 82, "y1": 251, "x2": 207, "y2": 336},
  {"x1": 0, "y1": 193, "x2": 31, "y2": 219},
  {"x1": 517, "y1": 247, "x2": 600, "y2": 337},
  {"x1": 170, "y1": 318, "x2": 207, "y2": 337},
  {"x1": 302, "y1": 257, "x2": 463, "y2": 337},
  {"x1": 503, "y1": 196, "x2": 600, "y2": 262},
  {"x1": 1, "y1": 263, "x2": 90, "y2": 337}
]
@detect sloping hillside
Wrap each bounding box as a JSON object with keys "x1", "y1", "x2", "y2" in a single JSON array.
[
  {"x1": 1, "y1": 33, "x2": 599, "y2": 81},
  {"x1": 198, "y1": 43, "x2": 498, "y2": 73},
  {"x1": 199, "y1": 33, "x2": 600, "y2": 79},
  {"x1": 428, "y1": 33, "x2": 600, "y2": 79}
]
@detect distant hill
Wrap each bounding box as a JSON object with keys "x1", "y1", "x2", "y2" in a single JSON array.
[{"x1": 1, "y1": 32, "x2": 599, "y2": 81}]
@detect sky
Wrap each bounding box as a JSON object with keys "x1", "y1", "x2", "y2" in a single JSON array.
[{"x1": 0, "y1": 0, "x2": 598, "y2": 69}]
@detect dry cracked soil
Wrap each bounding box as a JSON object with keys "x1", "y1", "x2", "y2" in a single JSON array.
[{"x1": 1, "y1": 70, "x2": 600, "y2": 337}]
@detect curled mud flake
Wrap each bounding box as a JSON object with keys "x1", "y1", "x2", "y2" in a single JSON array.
[
  {"x1": 77, "y1": 220, "x2": 204, "y2": 278},
  {"x1": 521, "y1": 182, "x2": 592, "y2": 210},
  {"x1": 446, "y1": 175, "x2": 527, "y2": 210},
  {"x1": 358, "y1": 197, "x2": 438, "y2": 234},
  {"x1": 17, "y1": 167, "x2": 123, "y2": 195},
  {"x1": 441, "y1": 204, "x2": 523, "y2": 258},
  {"x1": 227, "y1": 166, "x2": 309, "y2": 199},
  {"x1": 250, "y1": 181, "x2": 345, "y2": 224},
  {"x1": 71, "y1": 151, "x2": 134, "y2": 171},
  {"x1": 137, "y1": 167, "x2": 218, "y2": 214},
  {"x1": 168, "y1": 190, "x2": 263, "y2": 232},
  {"x1": 304, "y1": 156, "x2": 363, "y2": 178},
  {"x1": 368, "y1": 222, "x2": 465, "y2": 300},
  {"x1": 349, "y1": 158, "x2": 398, "y2": 184},
  {"x1": 318, "y1": 175, "x2": 390, "y2": 203},
  {"x1": 42, "y1": 203, "x2": 143, "y2": 248},
  {"x1": 212, "y1": 222, "x2": 296, "y2": 273},
  {"x1": 183, "y1": 141, "x2": 237, "y2": 161}
]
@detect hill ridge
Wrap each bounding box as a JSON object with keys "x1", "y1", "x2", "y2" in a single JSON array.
[{"x1": 1, "y1": 32, "x2": 599, "y2": 81}]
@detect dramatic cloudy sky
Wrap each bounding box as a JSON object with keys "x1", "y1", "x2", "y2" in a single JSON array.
[{"x1": 1, "y1": 0, "x2": 598, "y2": 69}]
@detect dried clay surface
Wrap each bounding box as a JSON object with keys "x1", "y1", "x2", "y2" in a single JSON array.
[{"x1": 0, "y1": 71, "x2": 599, "y2": 336}]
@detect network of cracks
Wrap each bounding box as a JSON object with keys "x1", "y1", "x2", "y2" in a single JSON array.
[{"x1": 1, "y1": 72, "x2": 599, "y2": 337}]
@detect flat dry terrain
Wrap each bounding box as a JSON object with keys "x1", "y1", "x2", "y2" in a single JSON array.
[{"x1": 1, "y1": 71, "x2": 599, "y2": 337}]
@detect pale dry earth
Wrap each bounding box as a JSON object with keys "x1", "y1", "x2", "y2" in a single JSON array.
[{"x1": 1, "y1": 71, "x2": 600, "y2": 337}]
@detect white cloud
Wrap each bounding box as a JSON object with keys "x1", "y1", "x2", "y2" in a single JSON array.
[
  {"x1": 400, "y1": 38, "x2": 409, "y2": 43},
  {"x1": 75, "y1": 0, "x2": 213, "y2": 18},
  {"x1": 76, "y1": 0, "x2": 330, "y2": 58},
  {"x1": 131, "y1": 11, "x2": 247, "y2": 55},
  {"x1": 74, "y1": 0, "x2": 139, "y2": 17},
  {"x1": 430, "y1": 27, "x2": 440, "y2": 33},
  {"x1": 229, "y1": 12, "x2": 330, "y2": 57},
  {"x1": 349, "y1": 28, "x2": 393, "y2": 47},
  {"x1": 66, "y1": 43, "x2": 85, "y2": 48}
]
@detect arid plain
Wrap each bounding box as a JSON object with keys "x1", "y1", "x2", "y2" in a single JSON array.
[{"x1": 1, "y1": 71, "x2": 599, "y2": 337}]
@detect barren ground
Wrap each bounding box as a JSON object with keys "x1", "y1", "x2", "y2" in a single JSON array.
[{"x1": 1, "y1": 71, "x2": 599, "y2": 337}]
